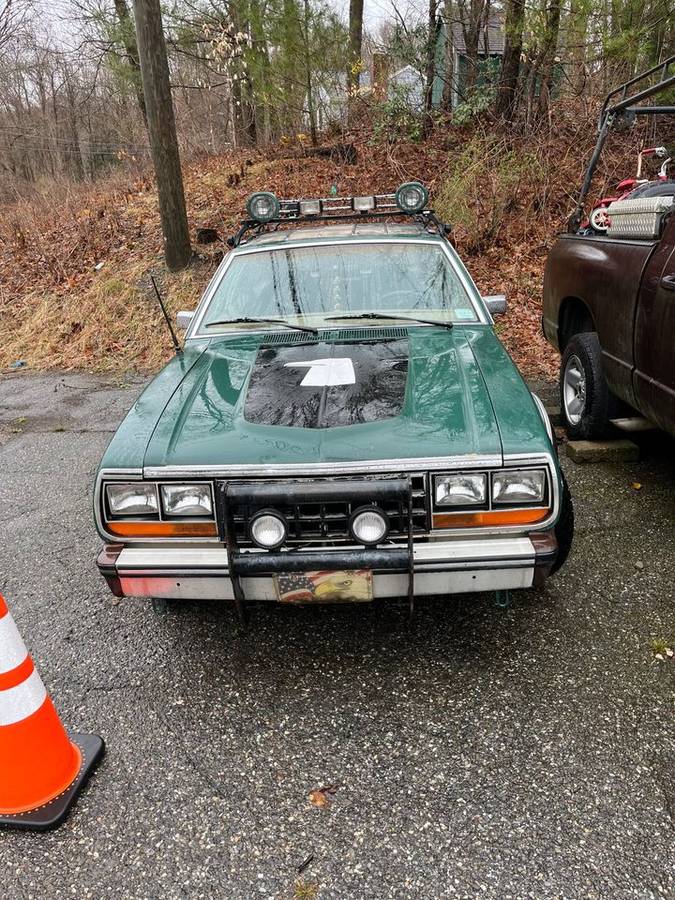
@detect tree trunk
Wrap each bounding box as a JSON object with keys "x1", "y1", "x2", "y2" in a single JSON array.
[
  {"x1": 494, "y1": 0, "x2": 525, "y2": 119},
  {"x1": 423, "y1": 0, "x2": 438, "y2": 130},
  {"x1": 457, "y1": 0, "x2": 486, "y2": 91},
  {"x1": 280, "y1": 0, "x2": 304, "y2": 135},
  {"x1": 114, "y1": 0, "x2": 148, "y2": 126},
  {"x1": 442, "y1": 0, "x2": 454, "y2": 111},
  {"x1": 302, "y1": 0, "x2": 318, "y2": 145},
  {"x1": 63, "y1": 67, "x2": 84, "y2": 181},
  {"x1": 133, "y1": 0, "x2": 191, "y2": 271},
  {"x1": 537, "y1": 0, "x2": 562, "y2": 117},
  {"x1": 347, "y1": 0, "x2": 364, "y2": 121},
  {"x1": 567, "y1": 0, "x2": 589, "y2": 95},
  {"x1": 249, "y1": 0, "x2": 272, "y2": 143}
]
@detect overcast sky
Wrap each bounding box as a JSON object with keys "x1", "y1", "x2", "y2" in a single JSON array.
[{"x1": 35, "y1": 0, "x2": 423, "y2": 43}]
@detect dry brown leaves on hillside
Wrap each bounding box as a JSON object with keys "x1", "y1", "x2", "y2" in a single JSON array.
[{"x1": 0, "y1": 109, "x2": 652, "y2": 379}]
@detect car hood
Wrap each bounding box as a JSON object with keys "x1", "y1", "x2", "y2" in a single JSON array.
[{"x1": 137, "y1": 327, "x2": 542, "y2": 470}]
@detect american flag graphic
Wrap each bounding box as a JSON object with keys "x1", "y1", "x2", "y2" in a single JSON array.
[{"x1": 276, "y1": 569, "x2": 373, "y2": 604}]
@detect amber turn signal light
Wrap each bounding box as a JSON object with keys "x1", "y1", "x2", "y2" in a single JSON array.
[
  {"x1": 106, "y1": 521, "x2": 217, "y2": 538},
  {"x1": 432, "y1": 508, "x2": 550, "y2": 529}
]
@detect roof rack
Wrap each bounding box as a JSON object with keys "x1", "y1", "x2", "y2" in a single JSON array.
[
  {"x1": 569, "y1": 55, "x2": 675, "y2": 233},
  {"x1": 227, "y1": 184, "x2": 453, "y2": 247}
]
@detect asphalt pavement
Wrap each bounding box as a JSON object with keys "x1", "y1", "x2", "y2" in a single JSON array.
[{"x1": 0, "y1": 372, "x2": 674, "y2": 900}]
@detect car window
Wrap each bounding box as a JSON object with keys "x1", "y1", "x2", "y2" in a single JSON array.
[{"x1": 199, "y1": 243, "x2": 478, "y2": 331}]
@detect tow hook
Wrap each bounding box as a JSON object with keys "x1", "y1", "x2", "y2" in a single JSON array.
[{"x1": 494, "y1": 589, "x2": 512, "y2": 609}]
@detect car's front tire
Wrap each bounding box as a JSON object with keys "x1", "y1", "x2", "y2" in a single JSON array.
[{"x1": 560, "y1": 332, "x2": 617, "y2": 439}]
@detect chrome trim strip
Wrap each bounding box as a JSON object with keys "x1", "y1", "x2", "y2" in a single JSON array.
[
  {"x1": 99, "y1": 468, "x2": 143, "y2": 479},
  {"x1": 114, "y1": 536, "x2": 536, "y2": 573},
  {"x1": 143, "y1": 455, "x2": 503, "y2": 479},
  {"x1": 531, "y1": 393, "x2": 554, "y2": 444}
]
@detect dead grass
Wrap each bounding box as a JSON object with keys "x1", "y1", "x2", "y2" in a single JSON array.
[{"x1": 0, "y1": 111, "x2": 649, "y2": 379}]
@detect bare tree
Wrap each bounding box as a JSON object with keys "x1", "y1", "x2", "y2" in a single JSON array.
[
  {"x1": 455, "y1": 0, "x2": 487, "y2": 90},
  {"x1": 0, "y1": 0, "x2": 28, "y2": 53},
  {"x1": 112, "y1": 0, "x2": 147, "y2": 124},
  {"x1": 347, "y1": 0, "x2": 364, "y2": 119},
  {"x1": 423, "y1": 0, "x2": 439, "y2": 129},
  {"x1": 132, "y1": 0, "x2": 191, "y2": 270},
  {"x1": 495, "y1": 0, "x2": 525, "y2": 119},
  {"x1": 441, "y1": 0, "x2": 454, "y2": 110}
]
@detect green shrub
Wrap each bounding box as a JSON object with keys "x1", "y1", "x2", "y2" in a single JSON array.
[
  {"x1": 435, "y1": 135, "x2": 546, "y2": 252},
  {"x1": 371, "y1": 86, "x2": 424, "y2": 143}
]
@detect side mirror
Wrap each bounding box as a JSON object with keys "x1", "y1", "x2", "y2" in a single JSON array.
[
  {"x1": 483, "y1": 294, "x2": 507, "y2": 317},
  {"x1": 176, "y1": 310, "x2": 194, "y2": 330}
]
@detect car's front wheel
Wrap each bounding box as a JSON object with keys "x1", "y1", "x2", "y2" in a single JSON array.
[{"x1": 560, "y1": 332, "x2": 617, "y2": 439}]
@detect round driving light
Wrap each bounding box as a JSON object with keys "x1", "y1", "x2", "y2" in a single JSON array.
[
  {"x1": 395, "y1": 181, "x2": 429, "y2": 214},
  {"x1": 350, "y1": 507, "x2": 389, "y2": 545},
  {"x1": 246, "y1": 191, "x2": 280, "y2": 223},
  {"x1": 250, "y1": 511, "x2": 287, "y2": 549}
]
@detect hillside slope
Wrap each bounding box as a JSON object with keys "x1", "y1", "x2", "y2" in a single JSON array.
[{"x1": 0, "y1": 113, "x2": 644, "y2": 380}]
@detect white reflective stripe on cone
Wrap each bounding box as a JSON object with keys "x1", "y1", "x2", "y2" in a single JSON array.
[
  {"x1": 0, "y1": 669, "x2": 47, "y2": 727},
  {"x1": 0, "y1": 613, "x2": 29, "y2": 675}
]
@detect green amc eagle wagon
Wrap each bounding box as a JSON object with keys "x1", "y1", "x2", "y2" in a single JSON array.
[{"x1": 95, "y1": 184, "x2": 573, "y2": 615}]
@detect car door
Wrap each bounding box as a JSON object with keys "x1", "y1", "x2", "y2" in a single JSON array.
[{"x1": 634, "y1": 214, "x2": 675, "y2": 435}]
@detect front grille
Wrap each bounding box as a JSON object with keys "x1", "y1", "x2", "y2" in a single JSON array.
[{"x1": 221, "y1": 473, "x2": 429, "y2": 547}]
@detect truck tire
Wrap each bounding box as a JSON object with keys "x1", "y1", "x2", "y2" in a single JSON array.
[
  {"x1": 550, "y1": 471, "x2": 573, "y2": 575},
  {"x1": 560, "y1": 332, "x2": 616, "y2": 439}
]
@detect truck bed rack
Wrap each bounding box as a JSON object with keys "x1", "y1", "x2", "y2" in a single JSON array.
[{"x1": 569, "y1": 56, "x2": 675, "y2": 233}]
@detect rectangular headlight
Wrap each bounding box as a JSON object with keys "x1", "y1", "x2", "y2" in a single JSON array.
[
  {"x1": 161, "y1": 483, "x2": 213, "y2": 517},
  {"x1": 299, "y1": 199, "x2": 321, "y2": 216},
  {"x1": 106, "y1": 483, "x2": 158, "y2": 517},
  {"x1": 434, "y1": 473, "x2": 487, "y2": 506},
  {"x1": 492, "y1": 469, "x2": 546, "y2": 505}
]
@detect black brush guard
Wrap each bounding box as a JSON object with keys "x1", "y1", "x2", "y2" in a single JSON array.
[{"x1": 216, "y1": 478, "x2": 415, "y2": 623}]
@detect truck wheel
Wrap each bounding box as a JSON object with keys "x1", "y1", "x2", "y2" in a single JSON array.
[
  {"x1": 550, "y1": 471, "x2": 573, "y2": 575},
  {"x1": 560, "y1": 332, "x2": 615, "y2": 439}
]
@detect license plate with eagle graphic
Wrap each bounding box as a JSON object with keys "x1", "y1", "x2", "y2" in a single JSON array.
[{"x1": 274, "y1": 570, "x2": 373, "y2": 604}]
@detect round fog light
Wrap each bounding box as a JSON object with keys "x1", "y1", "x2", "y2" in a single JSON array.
[
  {"x1": 250, "y1": 511, "x2": 287, "y2": 549},
  {"x1": 350, "y1": 507, "x2": 389, "y2": 545},
  {"x1": 246, "y1": 191, "x2": 280, "y2": 223},
  {"x1": 395, "y1": 181, "x2": 429, "y2": 214}
]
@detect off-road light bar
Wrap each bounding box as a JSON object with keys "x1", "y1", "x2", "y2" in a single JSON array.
[{"x1": 244, "y1": 182, "x2": 430, "y2": 224}]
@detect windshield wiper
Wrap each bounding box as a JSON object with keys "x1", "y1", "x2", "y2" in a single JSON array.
[
  {"x1": 204, "y1": 316, "x2": 318, "y2": 335},
  {"x1": 324, "y1": 313, "x2": 453, "y2": 331}
]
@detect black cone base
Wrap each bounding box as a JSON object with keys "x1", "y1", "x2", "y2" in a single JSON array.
[{"x1": 0, "y1": 732, "x2": 105, "y2": 832}]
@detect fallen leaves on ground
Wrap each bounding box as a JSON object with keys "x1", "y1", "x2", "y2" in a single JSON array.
[{"x1": 308, "y1": 784, "x2": 340, "y2": 808}]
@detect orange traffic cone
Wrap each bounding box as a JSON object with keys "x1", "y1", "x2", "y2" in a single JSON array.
[{"x1": 0, "y1": 592, "x2": 104, "y2": 830}]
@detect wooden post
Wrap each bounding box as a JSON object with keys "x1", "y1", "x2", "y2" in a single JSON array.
[{"x1": 133, "y1": 0, "x2": 191, "y2": 271}]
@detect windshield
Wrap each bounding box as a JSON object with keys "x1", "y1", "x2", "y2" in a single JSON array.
[{"x1": 198, "y1": 242, "x2": 479, "y2": 332}]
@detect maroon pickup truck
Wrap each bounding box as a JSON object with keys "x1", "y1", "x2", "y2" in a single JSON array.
[
  {"x1": 542, "y1": 57, "x2": 675, "y2": 439},
  {"x1": 543, "y1": 205, "x2": 675, "y2": 439}
]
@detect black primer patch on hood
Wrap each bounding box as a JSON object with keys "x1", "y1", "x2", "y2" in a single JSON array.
[{"x1": 244, "y1": 340, "x2": 409, "y2": 428}]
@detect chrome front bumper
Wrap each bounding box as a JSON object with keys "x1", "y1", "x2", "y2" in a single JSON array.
[{"x1": 98, "y1": 535, "x2": 557, "y2": 601}]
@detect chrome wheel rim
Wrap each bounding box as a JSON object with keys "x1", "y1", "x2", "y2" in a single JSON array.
[{"x1": 563, "y1": 355, "x2": 586, "y2": 425}]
